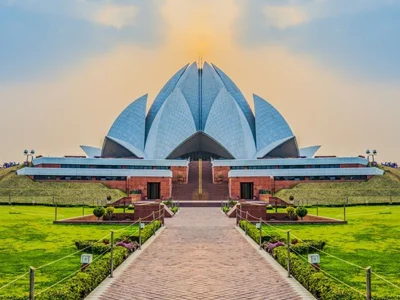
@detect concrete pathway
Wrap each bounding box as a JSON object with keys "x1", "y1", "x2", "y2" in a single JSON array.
[{"x1": 88, "y1": 208, "x2": 314, "y2": 300}]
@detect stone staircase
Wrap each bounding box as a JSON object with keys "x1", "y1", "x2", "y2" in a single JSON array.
[
  {"x1": 201, "y1": 161, "x2": 229, "y2": 200},
  {"x1": 172, "y1": 161, "x2": 229, "y2": 200},
  {"x1": 172, "y1": 161, "x2": 201, "y2": 200}
]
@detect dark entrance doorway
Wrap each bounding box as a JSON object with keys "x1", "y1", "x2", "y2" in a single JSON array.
[
  {"x1": 240, "y1": 182, "x2": 254, "y2": 200},
  {"x1": 147, "y1": 182, "x2": 160, "y2": 200}
]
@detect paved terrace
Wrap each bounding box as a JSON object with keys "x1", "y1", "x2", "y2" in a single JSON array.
[{"x1": 87, "y1": 208, "x2": 314, "y2": 300}]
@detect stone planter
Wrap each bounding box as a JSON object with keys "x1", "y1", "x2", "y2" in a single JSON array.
[
  {"x1": 259, "y1": 194, "x2": 272, "y2": 202},
  {"x1": 129, "y1": 194, "x2": 142, "y2": 202}
]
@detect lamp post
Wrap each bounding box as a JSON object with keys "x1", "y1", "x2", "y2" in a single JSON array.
[
  {"x1": 366, "y1": 150, "x2": 377, "y2": 166},
  {"x1": 24, "y1": 150, "x2": 35, "y2": 166}
]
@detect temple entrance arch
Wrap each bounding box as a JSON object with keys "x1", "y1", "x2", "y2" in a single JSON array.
[{"x1": 167, "y1": 132, "x2": 234, "y2": 161}]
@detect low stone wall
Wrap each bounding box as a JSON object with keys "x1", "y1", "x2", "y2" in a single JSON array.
[
  {"x1": 264, "y1": 214, "x2": 347, "y2": 225},
  {"x1": 265, "y1": 212, "x2": 297, "y2": 221},
  {"x1": 54, "y1": 203, "x2": 166, "y2": 225},
  {"x1": 237, "y1": 202, "x2": 267, "y2": 222},
  {"x1": 236, "y1": 202, "x2": 346, "y2": 225},
  {"x1": 53, "y1": 214, "x2": 136, "y2": 225}
]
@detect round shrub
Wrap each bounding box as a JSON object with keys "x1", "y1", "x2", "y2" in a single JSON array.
[
  {"x1": 295, "y1": 206, "x2": 308, "y2": 220},
  {"x1": 105, "y1": 206, "x2": 115, "y2": 216},
  {"x1": 286, "y1": 206, "x2": 295, "y2": 217},
  {"x1": 93, "y1": 206, "x2": 105, "y2": 220}
]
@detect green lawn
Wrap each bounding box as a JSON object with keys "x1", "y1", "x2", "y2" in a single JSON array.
[
  {"x1": 275, "y1": 166, "x2": 400, "y2": 205},
  {"x1": 0, "y1": 169, "x2": 126, "y2": 205},
  {"x1": 0, "y1": 205, "x2": 138, "y2": 298},
  {"x1": 263, "y1": 205, "x2": 400, "y2": 298}
]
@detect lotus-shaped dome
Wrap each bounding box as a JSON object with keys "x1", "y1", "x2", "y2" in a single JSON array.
[{"x1": 100, "y1": 62, "x2": 300, "y2": 160}]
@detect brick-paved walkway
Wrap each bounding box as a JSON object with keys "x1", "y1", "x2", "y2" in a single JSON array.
[{"x1": 91, "y1": 208, "x2": 313, "y2": 300}]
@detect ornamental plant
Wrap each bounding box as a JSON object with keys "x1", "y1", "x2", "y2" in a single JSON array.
[
  {"x1": 222, "y1": 206, "x2": 230, "y2": 214},
  {"x1": 116, "y1": 241, "x2": 138, "y2": 253},
  {"x1": 260, "y1": 189, "x2": 272, "y2": 194},
  {"x1": 295, "y1": 206, "x2": 308, "y2": 220},
  {"x1": 177, "y1": 174, "x2": 184, "y2": 181},
  {"x1": 93, "y1": 206, "x2": 105, "y2": 220},
  {"x1": 105, "y1": 206, "x2": 115, "y2": 217},
  {"x1": 286, "y1": 206, "x2": 296, "y2": 218},
  {"x1": 264, "y1": 241, "x2": 285, "y2": 254},
  {"x1": 130, "y1": 189, "x2": 141, "y2": 195}
]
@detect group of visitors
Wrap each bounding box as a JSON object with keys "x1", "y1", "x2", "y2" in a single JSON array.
[
  {"x1": 382, "y1": 162, "x2": 398, "y2": 168},
  {"x1": 1, "y1": 162, "x2": 19, "y2": 169}
]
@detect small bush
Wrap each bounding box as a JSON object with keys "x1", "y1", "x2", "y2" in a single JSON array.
[
  {"x1": 118, "y1": 221, "x2": 161, "y2": 244},
  {"x1": 286, "y1": 206, "x2": 295, "y2": 217},
  {"x1": 75, "y1": 240, "x2": 110, "y2": 255},
  {"x1": 228, "y1": 200, "x2": 237, "y2": 207},
  {"x1": 105, "y1": 206, "x2": 115, "y2": 216},
  {"x1": 222, "y1": 206, "x2": 230, "y2": 214},
  {"x1": 239, "y1": 220, "x2": 260, "y2": 244},
  {"x1": 162, "y1": 200, "x2": 173, "y2": 207},
  {"x1": 171, "y1": 206, "x2": 179, "y2": 214},
  {"x1": 93, "y1": 206, "x2": 105, "y2": 220},
  {"x1": 259, "y1": 189, "x2": 272, "y2": 194},
  {"x1": 129, "y1": 189, "x2": 141, "y2": 195},
  {"x1": 264, "y1": 241, "x2": 285, "y2": 253},
  {"x1": 295, "y1": 206, "x2": 308, "y2": 220},
  {"x1": 291, "y1": 240, "x2": 326, "y2": 255},
  {"x1": 116, "y1": 241, "x2": 139, "y2": 253}
]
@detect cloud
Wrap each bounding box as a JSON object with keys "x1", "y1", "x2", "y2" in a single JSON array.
[
  {"x1": 92, "y1": 5, "x2": 138, "y2": 29},
  {"x1": 1, "y1": 0, "x2": 399, "y2": 163},
  {"x1": 236, "y1": 0, "x2": 400, "y2": 80},
  {"x1": 263, "y1": 5, "x2": 308, "y2": 29},
  {"x1": 0, "y1": 0, "x2": 163, "y2": 81}
]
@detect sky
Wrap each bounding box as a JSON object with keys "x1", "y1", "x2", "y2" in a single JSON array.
[{"x1": 0, "y1": 0, "x2": 399, "y2": 163}]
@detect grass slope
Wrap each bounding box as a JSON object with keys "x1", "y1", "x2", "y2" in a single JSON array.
[
  {"x1": 275, "y1": 167, "x2": 400, "y2": 205},
  {"x1": 0, "y1": 205, "x2": 138, "y2": 298},
  {"x1": 262, "y1": 205, "x2": 400, "y2": 298},
  {"x1": 0, "y1": 166, "x2": 19, "y2": 180},
  {"x1": 0, "y1": 169, "x2": 126, "y2": 205}
]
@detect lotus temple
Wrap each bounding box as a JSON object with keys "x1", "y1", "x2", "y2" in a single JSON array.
[{"x1": 18, "y1": 62, "x2": 383, "y2": 200}]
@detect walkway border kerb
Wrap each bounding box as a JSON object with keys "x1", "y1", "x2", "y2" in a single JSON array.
[
  {"x1": 235, "y1": 226, "x2": 316, "y2": 300},
  {"x1": 85, "y1": 226, "x2": 166, "y2": 300}
]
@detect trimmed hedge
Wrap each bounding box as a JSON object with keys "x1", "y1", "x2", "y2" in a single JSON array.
[
  {"x1": 273, "y1": 247, "x2": 364, "y2": 300},
  {"x1": 36, "y1": 222, "x2": 162, "y2": 299},
  {"x1": 75, "y1": 240, "x2": 110, "y2": 254},
  {"x1": 238, "y1": 221, "x2": 399, "y2": 299},
  {"x1": 239, "y1": 220, "x2": 261, "y2": 243},
  {"x1": 291, "y1": 240, "x2": 326, "y2": 255},
  {"x1": 239, "y1": 220, "x2": 283, "y2": 244},
  {"x1": 0, "y1": 248, "x2": 128, "y2": 300},
  {"x1": 2, "y1": 221, "x2": 163, "y2": 300},
  {"x1": 222, "y1": 206, "x2": 230, "y2": 214},
  {"x1": 37, "y1": 247, "x2": 128, "y2": 300},
  {"x1": 118, "y1": 220, "x2": 161, "y2": 244}
]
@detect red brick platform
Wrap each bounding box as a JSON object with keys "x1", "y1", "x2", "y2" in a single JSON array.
[{"x1": 87, "y1": 208, "x2": 314, "y2": 300}]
